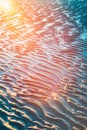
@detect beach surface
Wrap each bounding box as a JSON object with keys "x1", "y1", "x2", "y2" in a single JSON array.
[{"x1": 0, "y1": 0, "x2": 87, "y2": 130}]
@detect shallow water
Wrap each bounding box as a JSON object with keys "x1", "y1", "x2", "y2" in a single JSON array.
[{"x1": 0, "y1": 0, "x2": 87, "y2": 130}]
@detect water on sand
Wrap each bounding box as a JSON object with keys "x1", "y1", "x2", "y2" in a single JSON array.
[{"x1": 0, "y1": 0, "x2": 87, "y2": 130}]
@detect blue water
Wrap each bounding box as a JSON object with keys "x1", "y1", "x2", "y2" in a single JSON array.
[{"x1": 0, "y1": 0, "x2": 87, "y2": 130}]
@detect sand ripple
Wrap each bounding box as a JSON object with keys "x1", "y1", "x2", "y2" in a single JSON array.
[{"x1": 0, "y1": 0, "x2": 87, "y2": 130}]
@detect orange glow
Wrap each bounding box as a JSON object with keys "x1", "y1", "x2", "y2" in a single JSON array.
[{"x1": 0, "y1": 0, "x2": 11, "y2": 11}]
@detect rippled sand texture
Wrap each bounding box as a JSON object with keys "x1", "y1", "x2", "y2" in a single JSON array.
[{"x1": 0, "y1": 0, "x2": 87, "y2": 130}]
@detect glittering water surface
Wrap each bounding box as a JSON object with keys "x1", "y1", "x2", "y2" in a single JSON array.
[{"x1": 0, "y1": 0, "x2": 87, "y2": 130}]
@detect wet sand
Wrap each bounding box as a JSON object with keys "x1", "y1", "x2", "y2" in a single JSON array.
[{"x1": 0, "y1": 0, "x2": 87, "y2": 130}]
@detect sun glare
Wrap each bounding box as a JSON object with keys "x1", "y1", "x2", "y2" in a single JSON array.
[{"x1": 0, "y1": 0, "x2": 11, "y2": 11}]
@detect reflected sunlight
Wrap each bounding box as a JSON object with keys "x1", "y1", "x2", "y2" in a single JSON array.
[{"x1": 0, "y1": 0, "x2": 11, "y2": 11}]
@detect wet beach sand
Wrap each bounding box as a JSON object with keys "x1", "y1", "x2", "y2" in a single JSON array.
[{"x1": 0, "y1": 0, "x2": 87, "y2": 130}]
